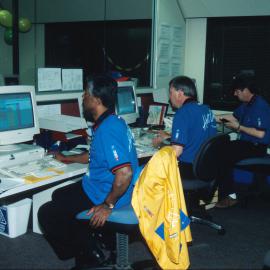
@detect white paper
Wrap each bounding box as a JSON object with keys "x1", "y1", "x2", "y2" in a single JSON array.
[
  {"x1": 171, "y1": 44, "x2": 182, "y2": 57},
  {"x1": 158, "y1": 62, "x2": 170, "y2": 77},
  {"x1": 62, "y1": 69, "x2": 83, "y2": 91},
  {"x1": 159, "y1": 41, "x2": 170, "y2": 60},
  {"x1": 159, "y1": 23, "x2": 171, "y2": 41},
  {"x1": 38, "y1": 68, "x2": 62, "y2": 92},
  {"x1": 153, "y1": 88, "x2": 169, "y2": 104},
  {"x1": 37, "y1": 104, "x2": 61, "y2": 118},
  {"x1": 171, "y1": 62, "x2": 181, "y2": 77},
  {"x1": 173, "y1": 26, "x2": 182, "y2": 42},
  {"x1": 136, "y1": 96, "x2": 142, "y2": 107},
  {"x1": 147, "y1": 105, "x2": 163, "y2": 125}
]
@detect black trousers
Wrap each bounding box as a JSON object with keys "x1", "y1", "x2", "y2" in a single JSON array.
[
  {"x1": 217, "y1": 140, "x2": 267, "y2": 200},
  {"x1": 38, "y1": 181, "x2": 136, "y2": 260},
  {"x1": 179, "y1": 162, "x2": 195, "y2": 179},
  {"x1": 38, "y1": 182, "x2": 95, "y2": 260}
]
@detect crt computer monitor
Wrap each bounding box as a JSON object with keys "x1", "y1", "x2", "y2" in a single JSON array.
[
  {"x1": 0, "y1": 85, "x2": 40, "y2": 151},
  {"x1": 115, "y1": 81, "x2": 139, "y2": 125}
]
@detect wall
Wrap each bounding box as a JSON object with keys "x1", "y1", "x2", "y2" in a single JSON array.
[
  {"x1": 184, "y1": 18, "x2": 207, "y2": 103},
  {"x1": 0, "y1": 0, "x2": 153, "y2": 85},
  {"x1": 180, "y1": 0, "x2": 270, "y2": 104},
  {"x1": 153, "y1": 0, "x2": 185, "y2": 90},
  {"x1": 179, "y1": 0, "x2": 270, "y2": 18},
  {"x1": 36, "y1": 0, "x2": 152, "y2": 23},
  {"x1": 0, "y1": 0, "x2": 12, "y2": 76}
]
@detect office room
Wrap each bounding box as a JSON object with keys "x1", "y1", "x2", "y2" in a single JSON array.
[{"x1": 0, "y1": 0, "x2": 270, "y2": 269}]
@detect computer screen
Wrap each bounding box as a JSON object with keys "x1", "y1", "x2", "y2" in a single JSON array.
[
  {"x1": 115, "y1": 81, "x2": 139, "y2": 125},
  {"x1": 0, "y1": 85, "x2": 40, "y2": 151}
]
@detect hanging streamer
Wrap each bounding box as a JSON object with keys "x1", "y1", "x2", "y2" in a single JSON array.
[{"x1": 104, "y1": 48, "x2": 149, "y2": 72}]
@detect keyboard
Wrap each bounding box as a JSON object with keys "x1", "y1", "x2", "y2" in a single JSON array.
[
  {"x1": 133, "y1": 130, "x2": 157, "y2": 157},
  {"x1": 0, "y1": 156, "x2": 66, "y2": 179}
]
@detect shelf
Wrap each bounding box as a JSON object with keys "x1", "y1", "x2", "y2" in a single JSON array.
[{"x1": 36, "y1": 91, "x2": 83, "y2": 102}]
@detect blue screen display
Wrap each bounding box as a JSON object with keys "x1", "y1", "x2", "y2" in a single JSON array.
[
  {"x1": 116, "y1": 86, "x2": 136, "y2": 115},
  {"x1": 0, "y1": 93, "x2": 34, "y2": 132}
]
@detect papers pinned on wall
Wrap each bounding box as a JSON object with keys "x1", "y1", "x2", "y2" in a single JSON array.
[
  {"x1": 38, "y1": 68, "x2": 62, "y2": 92},
  {"x1": 62, "y1": 69, "x2": 83, "y2": 91},
  {"x1": 153, "y1": 88, "x2": 169, "y2": 104},
  {"x1": 37, "y1": 68, "x2": 83, "y2": 92}
]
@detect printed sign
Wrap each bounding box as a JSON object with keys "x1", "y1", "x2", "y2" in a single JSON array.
[{"x1": 0, "y1": 206, "x2": 9, "y2": 235}]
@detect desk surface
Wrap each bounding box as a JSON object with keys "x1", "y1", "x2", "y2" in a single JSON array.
[
  {"x1": 0, "y1": 135, "x2": 156, "y2": 200},
  {"x1": 0, "y1": 162, "x2": 87, "y2": 199}
]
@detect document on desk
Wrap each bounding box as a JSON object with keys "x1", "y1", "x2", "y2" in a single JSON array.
[
  {"x1": 23, "y1": 168, "x2": 65, "y2": 184},
  {"x1": 0, "y1": 157, "x2": 67, "y2": 184},
  {"x1": 0, "y1": 178, "x2": 25, "y2": 193}
]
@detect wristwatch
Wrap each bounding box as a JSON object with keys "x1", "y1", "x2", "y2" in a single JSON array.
[{"x1": 103, "y1": 201, "x2": 114, "y2": 210}]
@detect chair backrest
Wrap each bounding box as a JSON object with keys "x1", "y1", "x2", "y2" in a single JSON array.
[{"x1": 193, "y1": 133, "x2": 230, "y2": 181}]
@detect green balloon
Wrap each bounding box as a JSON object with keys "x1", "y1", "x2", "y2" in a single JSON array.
[
  {"x1": 4, "y1": 28, "x2": 12, "y2": 45},
  {"x1": 19, "y1": 17, "x2": 31, "y2": 33},
  {"x1": 0, "y1": 10, "x2": 12, "y2": 28}
]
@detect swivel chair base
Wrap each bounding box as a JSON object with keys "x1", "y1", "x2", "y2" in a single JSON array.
[
  {"x1": 74, "y1": 232, "x2": 157, "y2": 270},
  {"x1": 190, "y1": 215, "x2": 225, "y2": 235}
]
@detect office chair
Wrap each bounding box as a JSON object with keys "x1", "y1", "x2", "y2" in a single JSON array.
[
  {"x1": 233, "y1": 155, "x2": 270, "y2": 206},
  {"x1": 181, "y1": 133, "x2": 231, "y2": 235},
  {"x1": 76, "y1": 166, "x2": 157, "y2": 270}
]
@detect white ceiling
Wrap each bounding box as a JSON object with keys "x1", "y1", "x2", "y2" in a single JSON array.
[{"x1": 178, "y1": 0, "x2": 270, "y2": 18}]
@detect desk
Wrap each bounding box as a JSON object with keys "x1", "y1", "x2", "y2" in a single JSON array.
[
  {"x1": 0, "y1": 162, "x2": 87, "y2": 200},
  {"x1": 132, "y1": 128, "x2": 157, "y2": 159},
  {"x1": 0, "y1": 162, "x2": 87, "y2": 234},
  {"x1": 0, "y1": 139, "x2": 155, "y2": 235}
]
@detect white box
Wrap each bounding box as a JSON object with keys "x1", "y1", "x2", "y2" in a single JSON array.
[{"x1": 0, "y1": 198, "x2": 32, "y2": 238}]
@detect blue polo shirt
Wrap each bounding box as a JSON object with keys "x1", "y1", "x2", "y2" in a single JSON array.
[
  {"x1": 82, "y1": 111, "x2": 138, "y2": 208},
  {"x1": 233, "y1": 95, "x2": 270, "y2": 145},
  {"x1": 171, "y1": 100, "x2": 217, "y2": 163}
]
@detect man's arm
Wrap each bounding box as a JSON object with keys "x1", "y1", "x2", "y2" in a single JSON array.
[
  {"x1": 171, "y1": 144, "x2": 184, "y2": 158},
  {"x1": 216, "y1": 115, "x2": 265, "y2": 139},
  {"x1": 226, "y1": 121, "x2": 266, "y2": 139},
  {"x1": 215, "y1": 113, "x2": 237, "y2": 123},
  {"x1": 54, "y1": 152, "x2": 89, "y2": 164},
  {"x1": 87, "y1": 166, "x2": 133, "y2": 228}
]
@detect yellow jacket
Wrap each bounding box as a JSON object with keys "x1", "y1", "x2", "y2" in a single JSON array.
[{"x1": 132, "y1": 146, "x2": 192, "y2": 269}]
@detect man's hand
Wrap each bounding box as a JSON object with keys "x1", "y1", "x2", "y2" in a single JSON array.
[
  {"x1": 152, "y1": 130, "x2": 171, "y2": 148},
  {"x1": 54, "y1": 152, "x2": 68, "y2": 162},
  {"x1": 224, "y1": 120, "x2": 240, "y2": 131},
  {"x1": 86, "y1": 204, "x2": 112, "y2": 228},
  {"x1": 53, "y1": 151, "x2": 89, "y2": 164}
]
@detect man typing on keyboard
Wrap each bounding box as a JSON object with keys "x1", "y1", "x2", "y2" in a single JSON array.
[{"x1": 38, "y1": 74, "x2": 138, "y2": 270}]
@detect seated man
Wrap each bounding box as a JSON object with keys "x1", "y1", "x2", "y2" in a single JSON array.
[
  {"x1": 215, "y1": 73, "x2": 270, "y2": 208},
  {"x1": 38, "y1": 75, "x2": 138, "y2": 269},
  {"x1": 153, "y1": 76, "x2": 217, "y2": 181}
]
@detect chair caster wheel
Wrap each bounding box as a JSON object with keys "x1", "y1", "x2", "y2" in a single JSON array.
[{"x1": 218, "y1": 228, "x2": 226, "y2": 235}]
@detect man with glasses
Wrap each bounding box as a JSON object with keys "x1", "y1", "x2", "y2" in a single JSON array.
[{"x1": 215, "y1": 73, "x2": 270, "y2": 208}]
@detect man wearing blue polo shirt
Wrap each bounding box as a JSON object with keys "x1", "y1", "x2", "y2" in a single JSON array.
[
  {"x1": 215, "y1": 74, "x2": 270, "y2": 208},
  {"x1": 38, "y1": 75, "x2": 138, "y2": 269},
  {"x1": 153, "y1": 76, "x2": 217, "y2": 179}
]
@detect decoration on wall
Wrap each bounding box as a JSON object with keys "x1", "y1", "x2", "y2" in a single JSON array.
[
  {"x1": 0, "y1": 7, "x2": 32, "y2": 45},
  {"x1": 4, "y1": 28, "x2": 12, "y2": 45},
  {"x1": 105, "y1": 49, "x2": 150, "y2": 72},
  {"x1": 0, "y1": 9, "x2": 12, "y2": 28},
  {"x1": 18, "y1": 17, "x2": 31, "y2": 33}
]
